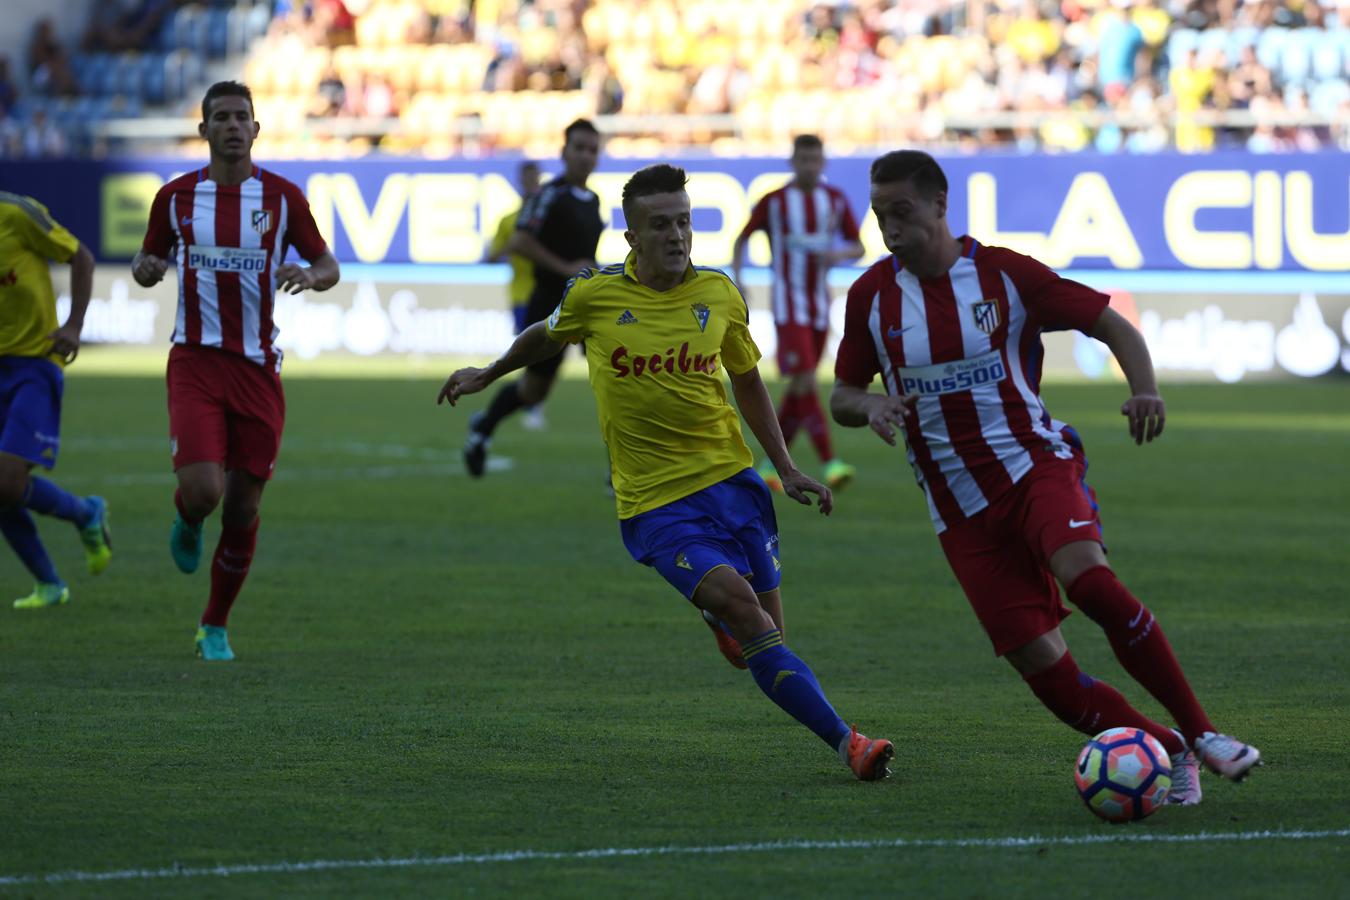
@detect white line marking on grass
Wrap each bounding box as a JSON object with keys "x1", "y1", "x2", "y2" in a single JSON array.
[{"x1": 2, "y1": 829, "x2": 1346, "y2": 886}]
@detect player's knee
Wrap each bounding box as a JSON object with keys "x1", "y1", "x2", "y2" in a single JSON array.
[
  {"x1": 179, "y1": 481, "x2": 222, "y2": 518},
  {"x1": 698, "y1": 580, "x2": 773, "y2": 639}
]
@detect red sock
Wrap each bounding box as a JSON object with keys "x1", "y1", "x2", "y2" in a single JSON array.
[
  {"x1": 1068, "y1": 565, "x2": 1216, "y2": 746},
  {"x1": 778, "y1": 394, "x2": 804, "y2": 447},
  {"x1": 797, "y1": 392, "x2": 834, "y2": 463},
  {"x1": 201, "y1": 517, "x2": 259, "y2": 628},
  {"x1": 1023, "y1": 651, "x2": 1184, "y2": 756},
  {"x1": 174, "y1": 488, "x2": 202, "y2": 525}
]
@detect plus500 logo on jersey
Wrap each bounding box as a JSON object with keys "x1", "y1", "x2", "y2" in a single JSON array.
[
  {"x1": 897, "y1": 349, "x2": 1007, "y2": 396},
  {"x1": 186, "y1": 246, "x2": 268, "y2": 272}
]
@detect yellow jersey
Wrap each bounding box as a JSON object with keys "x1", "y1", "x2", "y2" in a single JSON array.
[
  {"x1": 545, "y1": 252, "x2": 762, "y2": 519},
  {"x1": 490, "y1": 208, "x2": 535, "y2": 307},
  {"x1": 0, "y1": 193, "x2": 80, "y2": 366}
]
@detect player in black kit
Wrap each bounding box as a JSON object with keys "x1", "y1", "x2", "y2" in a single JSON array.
[{"x1": 462, "y1": 119, "x2": 605, "y2": 477}]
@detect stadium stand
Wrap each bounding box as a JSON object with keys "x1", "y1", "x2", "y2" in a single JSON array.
[{"x1": 0, "y1": 0, "x2": 1346, "y2": 157}]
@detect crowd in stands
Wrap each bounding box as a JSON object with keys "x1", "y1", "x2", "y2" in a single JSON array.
[{"x1": 1, "y1": 0, "x2": 1348, "y2": 157}]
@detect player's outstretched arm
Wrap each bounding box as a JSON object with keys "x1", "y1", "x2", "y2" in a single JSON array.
[
  {"x1": 1089, "y1": 308, "x2": 1165, "y2": 445},
  {"x1": 830, "y1": 382, "x2": 918, "y2": 447},
  {"x1": 437, "y1": 321, "x2": 564, "y2": 407},
  {"x1": 48, "y1": 243, "x2": 94, "y2": 363},
  {"x1": 729, "y1": 366, "x2": 832, "y2": 515},
  {"x1": 131, "y1": 249, "x2": 169, "y2": 288}
]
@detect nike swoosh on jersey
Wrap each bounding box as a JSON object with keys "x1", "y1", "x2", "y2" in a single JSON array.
[
  {"x1": 1128, "y1": 607, "x2": 1147, "y2": 628},
  {"x1": 1068, "y1": 518, "x2": 1094, "y2": 528},
  {"x1": 887, "y1": 325, "x2": 914, "y2": 339}
]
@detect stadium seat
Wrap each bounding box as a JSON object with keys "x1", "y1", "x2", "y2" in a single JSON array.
[
  {"x1": 1279, "y1": 30, "x2": 1316, "y2": 87},
  {"x1": 1311, "y1": 30, "x2": 1343, "y2": 82},
  {"x1": 1167, "y1": 28, "x2": 1200, "y2": 69},
  {"x1": 1255, "y1": 27, "x2": 1288, "y2": 71},
  {"x1": 173, "y1": 7, "x2": 209, "y2": 57},
  {"x1": 1227, "y1": 27, "x2": 1260, "y2": 66},
  {"x1": 139, "y1": 53, "x2": 168, "y2": 105},
  {"x1": 1309, "y1": 79, "x2": 1349, "y2": 116},
  {"x1": 207, "y1": 9, "x2": 230, "y2": 59}
]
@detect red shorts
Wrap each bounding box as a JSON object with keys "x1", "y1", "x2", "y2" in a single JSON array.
[
  {"x1": 166, "y1": 344, "x2": 285, "y2": 481},
  {"x1": 775, "y1": 324, "x2": 828, "y2": 376},
  {"x1": 937, "y1": 453, "x2": 1102, "y2": 657}
]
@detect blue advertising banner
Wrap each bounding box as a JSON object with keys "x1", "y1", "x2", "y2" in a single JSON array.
[{"x1": 2, "y1": 152, "x2": 1347, "y2": 272}]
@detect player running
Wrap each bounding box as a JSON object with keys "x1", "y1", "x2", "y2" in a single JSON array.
[
  {"x1": 732, "y1": 135, "x2": 864, "y2": 493},
  {"x1": 0, "y1": 192, "x2": 112, "y2": 608},
  {"x1": 463, "y1": 120, "x2": 605, "y2": 476},
  {"x1": 131, "y1": 81, "x2": 340, "y2": 661},
  {"x1": 440, "y1": 164, "x2": 893, "y2": 781},
  {"x1": 485, "y1": 159, "x2": 546, "y2": 431},
  {"x1": 830, "y1": 150, "x2": 1260, "y2": 804}
]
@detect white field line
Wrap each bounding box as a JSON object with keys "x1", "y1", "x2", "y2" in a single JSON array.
[{"x1": 1, "y1": 829, "x2": 1346, "y2": 886}]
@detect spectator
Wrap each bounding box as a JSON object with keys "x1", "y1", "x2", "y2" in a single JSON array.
[
  {"x1": 22, "y1": 108, "x2": 67, "y2": 157},
  {"x1": 0, "y1": 58, "x2": 18, "y2": 117}
]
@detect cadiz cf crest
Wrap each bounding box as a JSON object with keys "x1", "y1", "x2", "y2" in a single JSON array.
[
  {"x1": 251, "y1": 209, "x2": 273, "y2": 235},
  {"x1": 972, "y1": 299, "x2": 1000, "y2": 335},
  {"x1": 675, "y1": 552, "x2": 693, "y2": 571},
  {"x1": 690, "y1": 302, "x2": 711, "y2": 333}
]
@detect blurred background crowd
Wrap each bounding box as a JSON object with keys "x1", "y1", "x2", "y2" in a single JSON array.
[{"x1": 1, "y1": 0, "x2": 1347, "y2": 157}]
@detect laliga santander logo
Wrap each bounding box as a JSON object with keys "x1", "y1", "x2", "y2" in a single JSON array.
[
  {"x1": 1075, "y1": 290, "x2": 1348, "y2": 383},
  {"x1": 1274, "y1": 293, "x2": 1340, "y2": 377}
]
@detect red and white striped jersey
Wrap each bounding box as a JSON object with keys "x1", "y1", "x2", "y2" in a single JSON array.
[
  {"x1": 835, "y1": 237, "x2": 1109, "y2": 533},
  {"x1": 142, "y1": 166, "x2": 328, "y2": 371},
  {"x1": 739, "y1": 181, "x2": 860, "y2": 330}
]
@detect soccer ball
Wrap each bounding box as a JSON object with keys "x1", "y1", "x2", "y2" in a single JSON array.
[{"x1": 1074, "y1": 727, "x2": 1172, "y2": 822}]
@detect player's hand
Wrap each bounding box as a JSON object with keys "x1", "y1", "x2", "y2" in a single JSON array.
[
  {"x1": 779, "y1": 468, "x2": 833, "y2": 516},
  {"x1": 275, "y1": 263, "x2": 316, "y2": 294},
  {"x1": 46, "y1": 323, "x2": 81, "y2": 364},
  {"x1": 133, "y1": 253, "x2": 168, "y2": 285},
  {"x1": 437, "y1": 367, "x2": 491, "y2": 406},
  {"x1": 1121, "y1": 393, "x2": 1165, "y2": 445},
  {"x1": 866, "y1": 393, "x2": 919, "y2": 446}
]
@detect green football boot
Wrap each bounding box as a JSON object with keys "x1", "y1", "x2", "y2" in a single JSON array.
[
  {"x1": 79, "y1": 495, "x2": 112, "y2": 575},
  {"x1": 823, "y1": 459, "x2": 856, "y2": 491},
  {"x1": 195, "y1": 625, "x2": 235, "y2": 661},
  {"x1": 171, "y1": 514, "x2": 204, "y2": 574},
  {"x1": 13, "y1": 582, "x2": 70, "y2": 610}
]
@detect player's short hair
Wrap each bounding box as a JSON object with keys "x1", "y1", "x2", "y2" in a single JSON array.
[
  {"x1": 792, "y1": 134, "x2": 824, "y2": 156},
  {"x1": 870, "y1": 150, "x2": 948, "y2": 196},
  {"x1": 519, "y1": 159, "x2": 540, "y2": 175},
  {"x1": 563, "y1": 118, "x2": 600, "y2": 146},
  {"x1": 622, "y1": 164, "x2": 689, "y2": 224},
  {"x1": 201, "y1": 81, "x2": 254, "y2": 122}
]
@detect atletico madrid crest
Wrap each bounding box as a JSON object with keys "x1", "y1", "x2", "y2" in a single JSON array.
[
  {"x1": 972, "y1": 299, "x2": 1000, "y2": 335},
  {"x1": 251, "y1": 209, "x2": 273, "y2": 235}
]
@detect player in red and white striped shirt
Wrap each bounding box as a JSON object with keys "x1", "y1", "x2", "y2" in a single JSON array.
[
  {"x1": 132, "y1": 81, "x2": 340, "y2": 661},
  {"x1": 831, "y1": 150, "x2": 1260, "y2": 801},
  {"x1": 733, "y1": 135, "x2": 863, "y2": 492}
]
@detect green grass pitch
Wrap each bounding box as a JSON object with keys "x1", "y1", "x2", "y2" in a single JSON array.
[{"x1": 2, "y1": 366, "x2": 1347, "y2": 897}]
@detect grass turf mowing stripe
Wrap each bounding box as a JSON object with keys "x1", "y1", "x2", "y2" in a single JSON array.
[{"x1": 3, "y1": 829, "x2": 1347, "y2": 886}]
